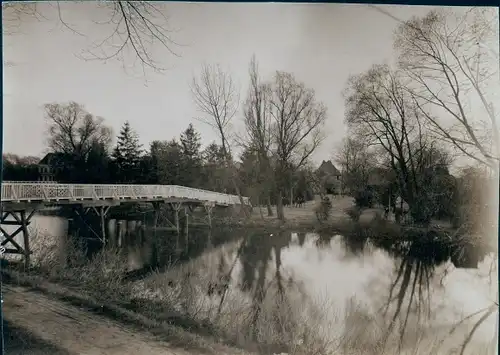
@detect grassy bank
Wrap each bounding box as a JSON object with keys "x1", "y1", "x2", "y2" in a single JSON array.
[{"x1": 222, "y1": 195, "x2": 493, "y2": 257}]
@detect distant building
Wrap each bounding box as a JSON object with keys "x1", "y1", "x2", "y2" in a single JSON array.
[
  {"x1": 315, "y1": 160, "x2": 342, "y2": 194},
  {"x1": 37, "y1": 153, "x2": 68, "y2": 182}
]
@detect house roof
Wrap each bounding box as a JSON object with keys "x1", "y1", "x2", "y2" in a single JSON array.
[
  {"x1": 39, "y1": 152, "x2": 70, "y2": 165},
  {"x1": 316, "y1": 160, "x2": 341, "y2": 176}
]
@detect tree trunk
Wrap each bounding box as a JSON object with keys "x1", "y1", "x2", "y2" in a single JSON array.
[
  {"x1": 266, "y1": 196, "x2": 273, "y2": 217},
  {"x1": 231, "y1": 178, "x2": 250, "y2": 219},
  {"x1": 276, "y1": 190, "x2": 285, "y2": 221},
  {"x1": 257, "y1": 195, "x2": 264, "y2": 219},
  {"x1": 226, "y1": 162, "x2": 251, "y2": 219}
]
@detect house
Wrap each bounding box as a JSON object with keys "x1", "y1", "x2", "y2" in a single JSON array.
[
  {"x1": 37, "y1": 153, "x2": 68, "y2": 182},
  {"x1": 315, "y1": 160, "x2": 342, "y2": 195}
]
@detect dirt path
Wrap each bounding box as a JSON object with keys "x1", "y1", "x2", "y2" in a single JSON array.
[{"x1": 3, "y1": 285, "x2": 201, "y2": 355}]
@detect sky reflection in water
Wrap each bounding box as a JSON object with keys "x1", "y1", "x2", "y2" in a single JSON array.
[{"x1": 191, "y1": 231, "x2": 497, "y2": 354}]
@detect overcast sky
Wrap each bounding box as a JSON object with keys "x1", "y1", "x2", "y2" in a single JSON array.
[{"x1": 1, "y1": 2, "x2": 477, "y2": 165}]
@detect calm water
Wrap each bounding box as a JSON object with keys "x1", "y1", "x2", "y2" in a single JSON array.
[{"x1": 19, "y1": 215, "x2": 500, "y2": 354}]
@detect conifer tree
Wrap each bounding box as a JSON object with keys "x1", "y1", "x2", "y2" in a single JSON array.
[
  {"x1": 112, "y1": 121, "x2": 143, "y2": 182},
  {"x1": 180, "y1": 123, "x2": 202, "y2": 186}
]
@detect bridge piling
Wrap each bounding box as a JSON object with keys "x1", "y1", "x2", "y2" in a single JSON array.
[
  {"x1": 171, "y1": 202, "x2": 183, "y2": 252},
  {"x1": 203, "y1": 202, "x2": 214, "y2": 229},
  {"x1": 184, "y1": 207, "x2": 189, "y2": 251},
  {"x1": 0, "y1": 208, "x2": 38, "y2": 268}
]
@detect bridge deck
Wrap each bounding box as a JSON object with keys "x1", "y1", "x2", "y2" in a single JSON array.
[{"x1": 1, "y1": 182, "x2": 250, "y2": 209}]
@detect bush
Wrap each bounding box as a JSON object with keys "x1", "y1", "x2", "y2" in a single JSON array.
[
  {"x1": 32, "y1": 234, "x2": 131, "y2": 303},
  {"x1": 315, "y1": 196, "x2": 332, "y2": 222},
  {"x1": 353, "y1": 188, "x2": 374, "y2": 208},
  {"x1": 345, "y1": 206, "x2": 362, "y2": 222}
]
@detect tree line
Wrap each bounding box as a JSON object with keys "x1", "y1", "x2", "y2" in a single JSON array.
[
  {"x1": 2, "y1": 94, "x2": 320, "y2": 220},
  {"x1": 3, "y1": 8, "x2": 497, "y2": 227}
]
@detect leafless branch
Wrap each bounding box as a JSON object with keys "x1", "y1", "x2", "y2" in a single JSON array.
[
  {"x1": 268, "y1": 70, "x2": 327, "y2": 219},
  {"x1": 395, "y1": 8, "x2": 499, "y2": 172},
  {"x1": 3, "y1": 1, "x2": 181, "y2": 72},
  {"x1": 190, "y1": 63, "x2": 249, "y2": 216},
  {"x1": 240, "y1": 55, "x2": 275, "y2": 215},
  {"x1": 270, "y1": 71, "x2": 327, "y2": 170},
  {"x1": 191, "y1": 63, "x2": 240, "y2": 157},
  {"x1": 44, "y1": 101, "x2": 113, "y2": 158}
]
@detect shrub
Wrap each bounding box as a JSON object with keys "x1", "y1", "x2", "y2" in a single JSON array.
[
  {"x1": 315, "y1": 196, "x2": 332, "y2": 223},
  {"x1": 353, "y1": 188, "x2": 374, "y2": 208},
  {"x1": 31, "y1": 233, "x2": 131, "y2": 303},
  {"x1": 345, "y1": 206, "x2": 362, "y2": 222}
]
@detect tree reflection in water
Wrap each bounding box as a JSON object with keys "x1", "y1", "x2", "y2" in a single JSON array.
[
  {"x1": 379, "y1": 243, "x2": 444, "y2": 352},
  {"x1": 376, "y1": 235, "x2": 493, "y2": 354},
  {"x1": 333, "y1": 229, "x2": 496, "y2": 355},
  {"x1": 185, "y1": 227, "x2": 495, "y2": 354},
  {"x1": 235, "y1": 230, "x2": 304, "y2": 346}
]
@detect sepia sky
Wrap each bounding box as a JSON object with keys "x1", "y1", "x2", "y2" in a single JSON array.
[{"x1": 1, "y1": 2, "x2": 474, "y2": 164}]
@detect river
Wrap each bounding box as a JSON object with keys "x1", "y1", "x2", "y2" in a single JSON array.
[{"x1": 16, "y1": 215, "x2": 500, "y2": 354}]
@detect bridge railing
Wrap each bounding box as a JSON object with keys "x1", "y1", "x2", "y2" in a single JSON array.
[{"x1": 0, "y1": 182, "x2": 250, "y2": 206}]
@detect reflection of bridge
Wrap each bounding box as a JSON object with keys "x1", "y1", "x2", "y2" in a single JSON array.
[{"x1": 1, "y1": 182, "x2": 250, "y2": 266}]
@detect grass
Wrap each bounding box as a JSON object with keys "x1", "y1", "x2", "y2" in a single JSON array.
[{"x1": 245, "y1": 195, "x2": 354, "y2": 226}]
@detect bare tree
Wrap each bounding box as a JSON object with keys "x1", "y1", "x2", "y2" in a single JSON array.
[
  {"x1": 191, "y1": 64, "x2": 239, "y2": 156},
  {"x1": 191, "y1": 64, "x2": 249, "y2": 216},
  {"x1": 2, "y1": 1, "x2": 180, "y2": 71},
  {"x1": 334, "y1": 137, "x2": 377, "y2": 194},
  {"x1": 242, "y1": 55, "x2": 274, "y2": 216},
  {"x1": 344, "y1": 64, "x2": 447, "y2": 224},
  {"x1": 269, "y1": 71, "x2": 327, "y2": 220},
  {"x1": 44, "y1": 101, "x2": 113, "y2": 160},
  {"x1": 394, "y1": 8, "x2": 499, "y2": 173}
]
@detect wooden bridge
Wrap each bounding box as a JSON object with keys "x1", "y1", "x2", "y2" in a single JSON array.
[
  {"x1": 1, "y1": 182, "x2": 250, "y2": 207},
  {"x1": 0, "y1": 182, "x2": 251, "y2": 266}
]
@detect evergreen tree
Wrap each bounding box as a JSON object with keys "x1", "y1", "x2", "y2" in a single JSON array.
[
  {"x1": 85, "y1": 140, "x2": 111, "y2": 183},
  {"x1": 180, "y1": 124, "x2": 202, "y2": 186},
  {"x1": 180, "y1": 123, "x2": 201, "y2": 160},
  {"x1": 201, "y1": 142, "x2": 233, "y2": 192},
  {"x1": 112, "y1": 121, "x2": 143, "y2": 183},
  {"x1": 150, "y1": 139, "x2": 184, "y2": 184}
]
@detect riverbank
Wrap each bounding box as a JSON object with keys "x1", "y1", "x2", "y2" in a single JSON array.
[
  {"x1": 2, "y1": 267, "x2": 257, "y2": 355},
  {"x1": 2, "y1": 278, "x2": 251, "y2": 355}
]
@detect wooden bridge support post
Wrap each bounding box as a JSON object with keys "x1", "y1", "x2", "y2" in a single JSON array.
[
  {"x1": 20, "y1": 211, "x2": 30, "y2": 267},
  {"x1": 0, "y1": 209, "x2": 38, "y2": 268},
  {"x1": 206, "y1": 228, "x2": 213, "y2": 249},
  {"x1": 171, "y1": 203, "x2": 183, "y2": 252},
  {"x1": 78, "y1": 205, "x2": 111, "y2": 245},
  {"x1": 95, "y1": 206, "x2": 110, "y2": 246},
  {"x1": 204, "y1": 202, "x2": 214, "y2": 229},
  {"x1": 152, "y1": 202, "x2": 161, "y2": 231},
  {"x1": 73, "y1": 207, "x2": 101, "y2": 244},
  {"x1": 184, "y1": 207, "x2": 189, "y2": 251},
  {"x1": 150, "y1": 202, "x2": 162, "y2": 267},
  {"x1": 116, "y1": 221, "x2": 124, "y2": 248}
]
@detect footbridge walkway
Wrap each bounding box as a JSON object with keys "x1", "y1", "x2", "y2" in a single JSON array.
[
  {"x1": 1, "y1": 182, "x2": 250, "y2": 207},
  {"x1": 0, "y1": 182, "x2": 251, "y2": 265}
]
